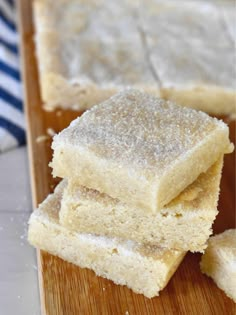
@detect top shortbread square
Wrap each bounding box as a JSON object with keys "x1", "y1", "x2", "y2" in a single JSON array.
[{"x1": 51, "y1": 90, "x2": 233, "y2": 211}]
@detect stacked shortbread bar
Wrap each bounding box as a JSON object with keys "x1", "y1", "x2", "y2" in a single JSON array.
[{"x1": 28, "y1": 90, "x2": 233, "y2": 297}]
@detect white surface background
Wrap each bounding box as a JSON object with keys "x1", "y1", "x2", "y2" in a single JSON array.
[{"x1": 0, "y1": 147, "x2": 40, "y2": 315}]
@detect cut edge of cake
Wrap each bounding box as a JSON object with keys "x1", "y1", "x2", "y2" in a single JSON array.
[{"x1": 200, "y1": 229, "x2": 236, "y2": 302}]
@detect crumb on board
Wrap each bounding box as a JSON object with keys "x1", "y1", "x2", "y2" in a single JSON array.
[
  {"x1": 43, "y1": 105, "x2": 54, "y2": 112},
  {"x1": 36, "y1": 135, "x2": 50, "y2": 143},
  {"x1": 125, "y1": 311, "x2": 129, "y2": 315},
  {"x1": 36, "y1": 128, "x2": 56, "y2": 143},
  {"x1": 102, "y1": 287, "x2": 106, "y2": 291},
  {"x1": 225, "y1": 113, "x2": 236, "y2": 123},
  {"x1": 56, "y1": 111, "x2": 62, "y2": 116},
  {"x1": 46, "y1": 128, "x2": 56, "y2": 137}
]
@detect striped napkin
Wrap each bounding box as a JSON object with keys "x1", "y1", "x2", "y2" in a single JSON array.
[{"x1": 0, "y1": 0, "x2": 25, "y2": 153}]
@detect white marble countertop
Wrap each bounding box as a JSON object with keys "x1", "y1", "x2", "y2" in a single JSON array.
[{"x1": 0, "y1": 147, "x2": 40, "y2": 315}]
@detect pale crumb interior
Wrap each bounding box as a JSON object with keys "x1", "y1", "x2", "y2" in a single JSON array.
[{"x1": 200, "y1": 229, "x2": 236, "y2": 302}]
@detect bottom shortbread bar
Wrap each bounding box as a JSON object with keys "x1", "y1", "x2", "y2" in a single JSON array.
[
  {"x1": 28, "y1": 182, "x2": 185, "y2": 298},
  {"x1": 200, "y1": 229, "x2": 236, "y2": 302}
]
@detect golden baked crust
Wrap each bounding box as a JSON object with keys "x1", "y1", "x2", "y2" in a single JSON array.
[
  {"x1": 28, "y1": 181, "x2": 186, "y2": 298},
  {"x1": 51, "y1": 90, "x2": 233, "y2": 211}
]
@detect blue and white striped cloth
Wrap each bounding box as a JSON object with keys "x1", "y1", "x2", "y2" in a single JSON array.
[{"x1": 0, "y1": 0, "x2": 25, "y2": 153}]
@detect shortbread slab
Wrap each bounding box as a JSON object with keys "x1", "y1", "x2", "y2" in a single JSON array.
[
  {"x1": 34, "y1": 0, "x2": 236, "y2": 114},
  {"x1": 51, "y1": 90, "x2": 233, "y2": 212},
  {"x1": 28, "y1": 182, "x2": 186, "y2": 298}
]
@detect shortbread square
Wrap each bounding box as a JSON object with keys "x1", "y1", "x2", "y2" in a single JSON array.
[
  {"x1": 28, "y1": 182, "x2": 186, "y2": 298},
  {"x1": 51, "y1": 90, "x2": 232, "y2": 211},
  {"x1": 60, "y1": 158, "x2": 223, "y2": 252}
]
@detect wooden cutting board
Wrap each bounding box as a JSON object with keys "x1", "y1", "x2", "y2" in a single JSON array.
[{"x1": 18, "y1": 1, "x2": 235, "y2": 314}]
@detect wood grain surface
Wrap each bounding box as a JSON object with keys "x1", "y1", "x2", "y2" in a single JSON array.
[{"x1": 18, "y1": 1, "x2": 236, "y2": 314}]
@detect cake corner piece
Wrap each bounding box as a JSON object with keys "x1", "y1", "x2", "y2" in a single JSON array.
[{"x1": 200, "y1": 229, "x2": 236, "y2": 302}]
